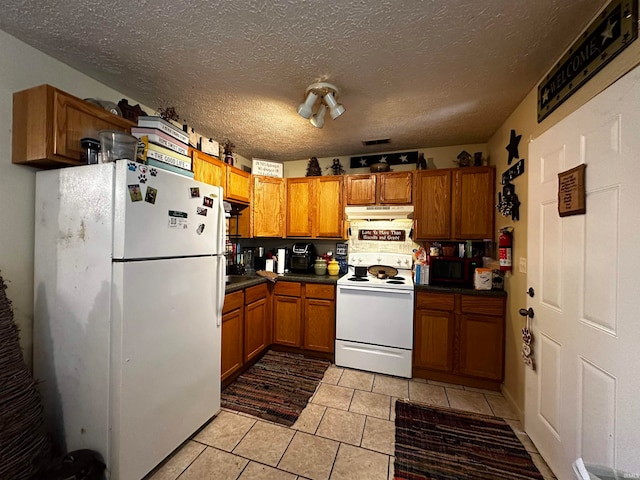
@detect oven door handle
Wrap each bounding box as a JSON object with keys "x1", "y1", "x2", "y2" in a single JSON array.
[{"x1": 338, "y1": 285, "x2": 414, "y2": 296}]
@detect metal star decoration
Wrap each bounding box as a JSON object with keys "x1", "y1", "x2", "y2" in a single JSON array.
[{"x1": 506, "y1": 129, "x2": 522, "y2": 165}]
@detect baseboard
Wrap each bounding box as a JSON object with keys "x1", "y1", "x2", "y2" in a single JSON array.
[{"x1": 500, "y1": 384, "x2": 524, "y2": 423}]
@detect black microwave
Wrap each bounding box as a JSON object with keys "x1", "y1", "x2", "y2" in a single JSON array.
[{"x1": 429, "y1": 256, "x2": 482, "y2": 287}]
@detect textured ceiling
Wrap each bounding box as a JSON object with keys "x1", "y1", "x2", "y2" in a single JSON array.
[{"x1": 0, "y1": 0, "x2": 607, "y2": 161}]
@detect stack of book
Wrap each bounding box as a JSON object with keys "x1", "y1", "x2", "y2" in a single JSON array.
[{"x1": 133, "y1": 116, "x2": 193, "y2": 178}]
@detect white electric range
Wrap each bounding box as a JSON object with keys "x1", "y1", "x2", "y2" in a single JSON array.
[{"x1": 335, "y1": 252, "x2": 415, "y2": 378}]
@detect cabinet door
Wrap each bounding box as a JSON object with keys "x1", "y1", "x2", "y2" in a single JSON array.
[
  {"x1": 221, "y1": 308, "x2": 243, "y2": 380},
  {"x1": 452, "y1": 167, "x2": 495, "y2": 240},
  {"x1": 458, "y1": 313, "x2": 504, "y2": 380},
  {"x1": 227, "y1": 166, "x2": 251, "y2": 204},
  {"x1": 315, "y1": 177, "x2": 343, "y2": 237},
  {"x1": 192, "y1": 149, "x2": 226, "y2": 188},
  {"x1": 414, "y1": 170, "x2": 452, "y2": 239},
  {"x1": 304, "y1": 298, "x2": 335, "y2": 353},
  {"x1": 272, "y1": 295, "x2": 302, "y2": 346},
  {"x1": 286, "y1": 178, "x2": 313, "y2": 237},
  {"x1": 221, "y1": 291, "x2": 244, "y2": 381},
  {"x1": 13, "y1": 84, "x2": 134, "y2": 168},
  {"x1": 244, "y1": 298, "x2": 268, "y2": 362},
  {"x1": 252, "y1": 176, "x2": 286, "y2": 237},
  {"x1": 378, "y1": 172, "x2": 413, "y2": 204},
  {"x1": 414, "y1": 309, "x2": 455, "y2": 372},
  {"x1": 345, "y1": 174, "x2": 377, "y2": 205}
]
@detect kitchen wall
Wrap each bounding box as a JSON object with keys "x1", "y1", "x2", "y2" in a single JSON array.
[
  {"x1": 283, "y1": 144, "x2": 488, "y2": 178},
  {"x1": 487, "y1": 17, "x2": 640, "y2": 421},
  {"x1": 0, "y1": 31, "x2": 152, "y2": 368}
]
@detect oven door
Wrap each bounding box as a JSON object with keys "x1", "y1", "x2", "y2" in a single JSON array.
[{"x1": 336, "y1": 284, "x2": 414, "y2": 349}]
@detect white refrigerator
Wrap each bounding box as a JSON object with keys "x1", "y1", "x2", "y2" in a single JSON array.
[{"x1": 33, "y1": 160, "x2": 225, "y2": 479}]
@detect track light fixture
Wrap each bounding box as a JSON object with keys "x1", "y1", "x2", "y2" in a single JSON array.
[{"x1": 297, "y1": 82, "x2": 345, "y2": 128}]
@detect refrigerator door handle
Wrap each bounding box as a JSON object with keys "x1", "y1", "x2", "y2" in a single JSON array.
[
  {"x1": 216, "y1": 255, "x2": 226, "y2": 327},
  {"x1": 216, "y1": 187, "x2": 225, "y2": 255}
]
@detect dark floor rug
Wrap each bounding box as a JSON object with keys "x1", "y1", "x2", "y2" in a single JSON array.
[
  {"x1": 394, "y1": 401, "x2": 544, "y2": 480},
  {"x1": 221, "y1": 350, "x2": 330, "y2": 427}
]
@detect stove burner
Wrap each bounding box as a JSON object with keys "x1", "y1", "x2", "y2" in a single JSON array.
[
  {"x1": 347, "y1": 276, "x2": 369, "y2": 282},
  {"x1": 388, "y1": 276, "x2": 404, "y2": 281},
  {"x1": 386, "y1": 280, "x2": 405, "y2": 284}
]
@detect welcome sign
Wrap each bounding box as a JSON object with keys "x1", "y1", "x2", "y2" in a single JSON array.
[{"x1": 537, "y1": 0, "x2": 637, "y2": 122}]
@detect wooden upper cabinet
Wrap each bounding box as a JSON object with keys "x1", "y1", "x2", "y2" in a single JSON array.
[
  {"x1": 252, "y1": 176, "x2": 286, "y2": 237},
  {"x1": 414, "y1": 169, "x2": 452, "y2": 240},
  {"x1": 452, "y1": 167, "x2": 495, "y2": 240},
  {"x1": 345, "y1": 172, "x2": 412, "y2": 205},
  {"x1": 227, "y1": 166, "x2": 251, "y2": 204},
  {"x1": 192, "y1": 149, "x2": 226, "y2": 188},
  {"x1": 345, "y1": 174, "x2": 377, "y2": 205},
  {"x1": 286, "y1": 178, "x2": 314, "y2": 237},
  {"x1": 13, "y1": 84, "x2": 135, "y2": 168},
  {"x1": 414, "y1": 166, "x2": 495, "y2": 241},
  {"x1": 285, "y1": 176, "x2": 343, "y2": 238},
  {"x1": 316, "y1": 176, "x2": 343, "y2": 238},
  {"x1": 378, "y1": 171, "x2": 413, "y2": 204}
]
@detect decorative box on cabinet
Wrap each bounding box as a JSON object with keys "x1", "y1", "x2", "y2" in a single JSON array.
[
  {"x1": 345, "y1": 171, "x2": 412, "y2": 205},
  {"x1": 12, "y1": 84, "x2": 135, "y2": 169},
  {"x1": 413, "y1": 290, "x2": 505, "y2": 390},
  {"x1": 221, "y1": 291, "x2": 244, "y2": 381}
]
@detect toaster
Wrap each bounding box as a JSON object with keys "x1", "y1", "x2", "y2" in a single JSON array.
[{"x1": 290, "y1": 243, "x2": 316, "y2": 273}]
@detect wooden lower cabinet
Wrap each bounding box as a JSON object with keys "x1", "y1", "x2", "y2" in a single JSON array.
[
  {"x1": 244, "y1": 283, "x2": 270, "y2": 362},
  {"x1": 273, "y1": 282, "x2": 303, "y2": 346},
  {"x1": 273, "y1": 282, "x2": 335, "y2": 353},
  {"x1": 413, "y1": 290, "x2": 505, "y2": 390},
  {"x1": 221, "y1": 291, "x2": 244, "y2": 381},
  {"x1": 303, "y1": 284, "x2": 335, "y2": 353},
  {"x1": 222, "y1": 283, "x2": 271, "y2": 382}
]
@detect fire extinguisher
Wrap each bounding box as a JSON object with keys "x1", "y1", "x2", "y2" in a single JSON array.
[{"x1": 499, "y1": 227, "x2": 513, "y2": 272}]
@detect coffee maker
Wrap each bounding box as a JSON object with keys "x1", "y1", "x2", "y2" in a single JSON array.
[{"x1": 290, "y1": 243, "x2": 316, "y2": 273}]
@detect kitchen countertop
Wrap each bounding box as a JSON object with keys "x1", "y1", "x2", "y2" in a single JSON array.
[
  {"x1": 225, "y1": 273, "x2": 507, "y2": 297},
  {"x1": 415, "y1": 284, "x2": 507, "y2": 297},
  {"x1": 225, "y1": 271, "x2": 343, "y2": 293}
]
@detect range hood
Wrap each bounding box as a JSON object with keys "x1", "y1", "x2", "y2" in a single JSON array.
[{"x1": 345, "y1": 205, "x2": 414, "y2": 220}]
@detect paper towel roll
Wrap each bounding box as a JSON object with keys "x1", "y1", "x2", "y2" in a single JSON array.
[{"x1": 277, "y1": 248, "x2": 286, "y2": 274}]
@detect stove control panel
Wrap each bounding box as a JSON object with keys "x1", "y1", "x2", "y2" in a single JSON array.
[{"x1": 348, "y1": 253, "x2": 413, "y2": 269}]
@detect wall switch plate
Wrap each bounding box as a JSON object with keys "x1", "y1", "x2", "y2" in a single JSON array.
[{"x1": 519, "y1": 257, "x2": 527, "y2": 274}]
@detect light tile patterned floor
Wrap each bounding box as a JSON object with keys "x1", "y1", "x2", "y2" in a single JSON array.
[{"x1": 148, "y1": 366, "x2": 556, "y2": 480}]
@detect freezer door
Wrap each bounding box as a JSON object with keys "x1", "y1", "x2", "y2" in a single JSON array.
[
  {"x1": 113, "y1": 161, "x2": 225, "y2": 259},
  {"x1": 110, "y1": 256, "x2": 222, "y2": 480}
]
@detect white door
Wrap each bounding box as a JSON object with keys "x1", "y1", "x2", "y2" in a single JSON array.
[{"x1": 526, "y1": 66, "x2": 640, "y2": 479}]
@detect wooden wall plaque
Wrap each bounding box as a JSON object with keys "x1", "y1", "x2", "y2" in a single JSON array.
[{"x1": 558, "y1": 164, "x2": 586, "y2": 217}]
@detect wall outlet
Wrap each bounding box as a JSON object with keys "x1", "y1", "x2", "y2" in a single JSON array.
[{"x1": 519, "y1": 257, "x2": 527, "y2": 274}]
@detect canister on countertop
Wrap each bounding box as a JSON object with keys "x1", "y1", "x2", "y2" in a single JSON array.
[{"x1": 80, "y1": 138, "x2": 100, "y2": 164}]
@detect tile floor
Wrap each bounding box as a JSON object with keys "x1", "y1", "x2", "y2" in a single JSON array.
[{"x1": 148, "y1": 366, "x2": 557, "y2": 480}]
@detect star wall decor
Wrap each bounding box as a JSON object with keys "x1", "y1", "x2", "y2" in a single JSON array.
[
  {"x1": 350, "y1": 151, "x2": 418, "y2": 169},
  {"x1": 505, "y1": 129, "x2": 522, "y2": 165}
]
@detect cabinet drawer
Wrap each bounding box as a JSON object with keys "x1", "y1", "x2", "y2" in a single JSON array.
[
  {"x1": 223, "y1": 291, "x2": 243, "y2": 314},
  {"x1": 245, "y1": 283, "x2": 268, "y2": 304},
  {"x1": 274, "y1": 281, "x2": 302, "y2": 297},
  {"x1": 305, "y1": 284, "x2": 334, "y2": 300},
  {"x1": 461, "y1": 295, "x2": 504, "y2": 316},
  {"x1": 416, "y1": 292, "x2": 455, "y2": 311}
]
